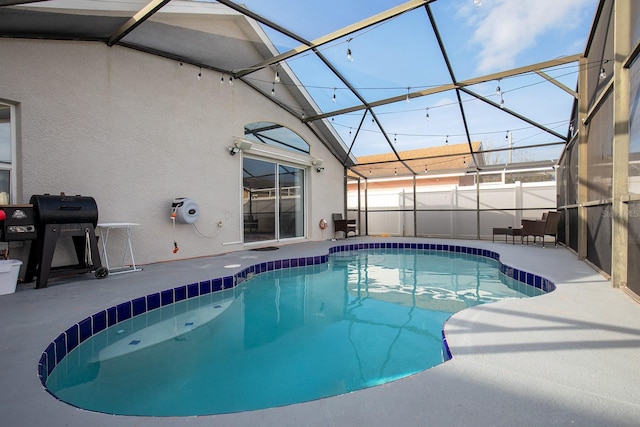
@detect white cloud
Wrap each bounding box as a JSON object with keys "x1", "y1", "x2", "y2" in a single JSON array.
[{"x1": 470, "y1": 0, "x2": 595, "y2": 72}]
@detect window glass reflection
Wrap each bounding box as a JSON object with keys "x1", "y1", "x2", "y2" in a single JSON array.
[{"x1": 244, "y1": 122, "x2": 309, "y2": 154}]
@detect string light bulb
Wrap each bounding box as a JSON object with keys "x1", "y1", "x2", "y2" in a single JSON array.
[
  {"x1": 229, "y1": 76, "x2": 234, "y2": 86},
  {"x1": 274, "y1": 64, "x2": 280, "y2": 83},
  {"x1": 446, "y1": 135, "x2": 449, "y2": 144},
  {"x1": 425, "y1": 108, "x2": 430, "y2": 121},
  {"x1": 197, "y1": 67, "x2": 202, "y2": 80},
  {"x1": 346, "y1": 38, "x2": 353, "y2": 62},
  {"x1": 474, "y1": 0, "x2": 482, "y2": 7},
  {"x1": 406, "y1": 87, "x2": 411, "y2": 103},
  {"x1": 496, "y1": 79, "x2": 502, "y2": 96},
  {"x1": 271, "y1": 82, "x2": 275, "y2": 96},
  {"x1": 499, "y1": 94, "x2": 505, "y2": 109},
  {"x1": 600, "y1": 59, "x2": 610, "y2": 80},
  {"x1": 220, "y1": 74, "x2": 225, "y2": 84},
  {"x1": 332, "y1": 88, "x2": 336, "y2": 103}
]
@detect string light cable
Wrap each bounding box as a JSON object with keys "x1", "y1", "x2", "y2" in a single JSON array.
[
  {"x1": 240, "y1": 58, "x2": 604, "y2": 129},
  {"x1": 240, "y1": 57, "x2": 603, "y2": 107}
]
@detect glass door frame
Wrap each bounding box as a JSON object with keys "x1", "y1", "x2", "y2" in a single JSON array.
[
  {"x1": 0, "y1": 102, "x2": 17, "y2": 204},
  {"x1": 242, "y1": 154, "x2": 307, "y2": 245}
]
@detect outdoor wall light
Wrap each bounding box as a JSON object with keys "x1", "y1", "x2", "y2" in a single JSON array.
[
  {"x1": 312, "y1": 158, "x2": 324, "y2": 173},
  {"x1": 228, "y1": 139, "x2": 253, "y2": 155}
]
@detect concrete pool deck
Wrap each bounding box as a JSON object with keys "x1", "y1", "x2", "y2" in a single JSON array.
[{"x1": 1, "y1": 237, "x2": 639, "y2": 426}]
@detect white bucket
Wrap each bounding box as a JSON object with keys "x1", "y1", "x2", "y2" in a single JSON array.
[{"x1": 0, "y1": 259, "x2": 22, "y2": 295}]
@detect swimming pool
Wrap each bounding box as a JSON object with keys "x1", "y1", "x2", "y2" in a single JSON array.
[{"x1": 40, "y1": 242, "x2": 553, "y2": 416}]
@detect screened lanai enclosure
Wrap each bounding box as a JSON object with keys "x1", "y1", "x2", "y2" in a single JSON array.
[{"x1": 2, "y1": 0, "x2": 640, "y2": 297}]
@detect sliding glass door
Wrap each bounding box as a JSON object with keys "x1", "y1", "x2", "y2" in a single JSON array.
[
  {"x1": 278, "y1": 165, "x2": 304, "y2": 239},
  {"x1": 243, "y1": 157, "x2": 304, "y2": 243}
]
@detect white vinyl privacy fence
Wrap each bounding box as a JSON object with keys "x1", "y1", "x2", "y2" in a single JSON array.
[{"x1": 348, "y1": 181, "x2": 556, "y2": 240}]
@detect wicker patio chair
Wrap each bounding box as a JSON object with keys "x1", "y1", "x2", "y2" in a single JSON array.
[
  {"x1": 332, "y1": 213, "x2": 356, "y2": 239},
  {"x1": 521, "y1": 211, "x2": 561, "y2": 247}
]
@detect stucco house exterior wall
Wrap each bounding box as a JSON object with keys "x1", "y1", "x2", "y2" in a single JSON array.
[{"x1": 0, "y1": 35, "x2": 344, "y2": 267}]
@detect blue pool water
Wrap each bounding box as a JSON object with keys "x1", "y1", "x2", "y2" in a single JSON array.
[{"x1": 44, "y1": 248, "x2": 545, "y2": 416}]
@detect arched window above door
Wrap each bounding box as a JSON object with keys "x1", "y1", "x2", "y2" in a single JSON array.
[{"x1": 244, "y1": 122, "x2": 309, "y2": 155}]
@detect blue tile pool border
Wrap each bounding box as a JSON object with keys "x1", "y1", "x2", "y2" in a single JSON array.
[{"x1": 38, "y1": 241, "x2": 555, "y2": 388}]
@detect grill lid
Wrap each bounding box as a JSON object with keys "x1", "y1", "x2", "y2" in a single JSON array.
[{"x1": 30, "y1": 194, "x2": 98, "y2": 227}]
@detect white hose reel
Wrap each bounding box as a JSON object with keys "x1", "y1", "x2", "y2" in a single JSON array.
[
  {"x1": 170, "y1": 197, "x2": 200, "y2": 254},
  {"x1": 171, "y1": 198, "x2": 200, "y2": 224}
]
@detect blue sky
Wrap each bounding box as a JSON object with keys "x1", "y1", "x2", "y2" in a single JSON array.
[{"x1": 238, "y1": 0, "x2": 599, "y2": 163}]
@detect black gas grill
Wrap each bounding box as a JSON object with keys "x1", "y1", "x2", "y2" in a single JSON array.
[{"x1": 24, "y1": 193, "x2": 108, "y2": 289}]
